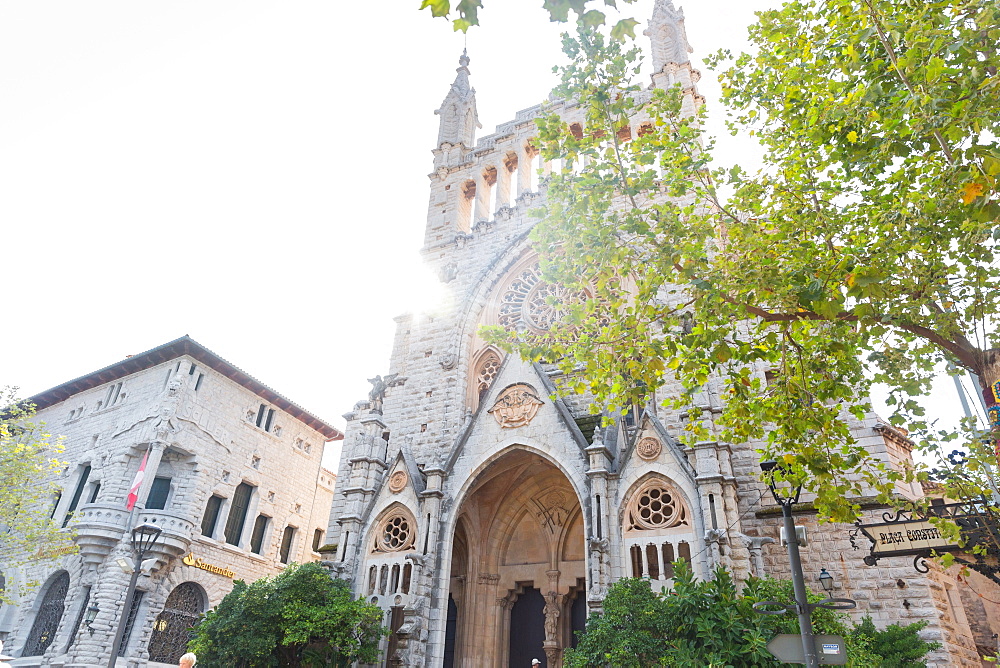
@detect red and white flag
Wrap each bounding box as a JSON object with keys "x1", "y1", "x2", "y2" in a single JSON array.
[{"x1": 126, "y1": 449, "x2": 149, "y2": 510}]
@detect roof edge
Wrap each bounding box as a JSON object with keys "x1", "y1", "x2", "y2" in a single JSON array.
[{"x1": 24, "y1": 335, "x2": 344, "y2": 441}]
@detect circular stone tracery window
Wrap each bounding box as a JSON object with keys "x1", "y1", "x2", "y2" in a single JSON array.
[
  {"x1": 496, "y1": 265, "x2": 588, "y2": 334},
  {"x1": 377, "y1": 513, "x2": 414, "y2": 553},
  {"x1": 628, "y1": 481, "x2": 687, "y2": 531}
]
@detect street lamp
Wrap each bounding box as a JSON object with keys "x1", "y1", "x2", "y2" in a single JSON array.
[
  {"x1": 107, "y1": 523, "x2": 162, "y2": 668},
  {"x1": 753, "y1": 461, "x2": 856, "y2": 668},
  {"x1": 819, "y1": 568, "x2": 834, "y2": 593},
  {"x1": 84, "y1": 603, "x2": 100, "y2": 635}
]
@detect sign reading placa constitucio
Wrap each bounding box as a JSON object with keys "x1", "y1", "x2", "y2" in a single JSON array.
[
  {"x1": 183, "y1": 552, "x2": 236, "y2": 578},
  {"x1": 869, "y1": 519, "x2": 953, "y2": 555}
]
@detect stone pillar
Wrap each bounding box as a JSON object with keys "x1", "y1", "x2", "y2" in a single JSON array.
[
  {"x1": 497, "y1": 155, "x2": 514, "y2": 210},
  {"x1": 517, "y1": 146, "x2": 533, "y2": 195},
  {"x1": 543, "y1": 586, "x2": 564, "y2": 668},
  {"x1": 335, "y1": 415, "x2": 389, "y2": 583},
  {"x1": 585, "y1": 431, "x2": 614, "y2": 613},
  {"x1": 742, "y1": 535, "x2": 776, "y2": 577},
  {"x1": 474, "y1": 171, "x2": 490, "y2": 222}
]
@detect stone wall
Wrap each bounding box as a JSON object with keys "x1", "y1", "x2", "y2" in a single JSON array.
[{"x1": 4, "y1": 351, "x2": 335, "y2": 667}]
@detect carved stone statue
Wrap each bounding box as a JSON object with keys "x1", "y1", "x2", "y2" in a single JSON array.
[
  {"x1": 367, "y1": 374, "x2": 406, "y2": 414},
  {"x1": 543, "y1": 592, "x2": 561, "y2": 641}
]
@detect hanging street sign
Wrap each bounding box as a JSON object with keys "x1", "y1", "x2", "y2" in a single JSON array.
[
  {"x1": 766, "y1": 634, "x2": 847, "y2": 665},
  {"x1": 864, "y1": 518, "x2": 955, "y2": 557},
  {"x1": 851, "y1": 498, "x2": 1000, "y2": 584}
]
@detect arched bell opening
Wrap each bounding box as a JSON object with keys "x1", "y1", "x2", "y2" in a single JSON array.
[{"x1": 444, "y1": 448, "x2": 585, "y2": 668}]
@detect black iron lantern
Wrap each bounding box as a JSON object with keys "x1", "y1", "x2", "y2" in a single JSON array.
[
  {"x1": 84, "y1": 604, "x2": 100, "y2": 634},
  {"x1": 131, "y1": 522, "x2": 163, "y2": 560},
  {"x1": 819, "y1": 568, "x2": 834, "y2": 592}
]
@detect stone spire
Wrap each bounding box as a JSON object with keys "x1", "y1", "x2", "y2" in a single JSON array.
[
  {"x1": 644, "y1": 0, "x2": 693, "y2": 73},
  {"x1": 434, "y1": 50, "x2": 481, "y2": 148}
]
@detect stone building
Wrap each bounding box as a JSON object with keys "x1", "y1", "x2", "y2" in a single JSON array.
[
  {"x1": 1, "y1": 336, "x2": 342, "y2": 667},
  {"x1": 324, "y1": 1, "x2": 1000, "y2": 667}
]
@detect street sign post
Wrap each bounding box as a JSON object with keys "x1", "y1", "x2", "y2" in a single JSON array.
[{"x1": 767, "y1": 634, "x2": 848, "y2": 665}]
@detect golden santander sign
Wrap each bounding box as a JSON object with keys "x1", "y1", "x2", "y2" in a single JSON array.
[{"x1": 183, "y1": 552, "x2": 236, "y2": 578}]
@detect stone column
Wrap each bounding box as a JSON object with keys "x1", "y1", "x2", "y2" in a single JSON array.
[
  {"x1": 517, "y1": 146, "x2": 533, "y2": 195},
  {"x1": 335, "y1": 415, "x2": 389, "y2": 583},
  {"x1": 474, "y1": 171, "x2": 490, "y2": 222},
  {"x1": 497, "y1": 155, "x2": 514, "y2": 210},
  {"x1": 585, "y1": 432, "x2": 614, "y2": 613},
  {"x1": 543, "y1": 586, "x2": 564, "y2": 668}
]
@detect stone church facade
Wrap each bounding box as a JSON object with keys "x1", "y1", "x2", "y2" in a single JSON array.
[
  {"x1": 1, "y1": 336, "x2": 341, "y2": 667},
  {"x1": 325, "y1": 2, "x2": 1000, "y2": 667}
]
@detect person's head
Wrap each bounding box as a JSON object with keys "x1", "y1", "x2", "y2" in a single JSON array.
[
  {"x1": 179, "y1": 653, "x2": 197, "y2": 668},
  {"x1": 531, "y1": 660, "x2": 541, "y2": 666}
]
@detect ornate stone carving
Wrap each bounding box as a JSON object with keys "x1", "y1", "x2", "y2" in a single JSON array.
[
  {"x1": 388, "y1": 471, "x2": 408, "y2": 493},
  {"x1": 533, "y1": 491, "x2": 572, "y2": 533},
  {"x1": 497, "y1": 265, "x2": 587, "y2": 334},
  {"x1": 644, "y1": 0, "x2": 693, "y2": 71},
  {"x1": 636, "y1": 436, "x2": 661, "y2": 461},
  {"x1": 477, "y1": 573, "x2": 500, "y2": 585},
  {"x1": 439, "y1": 353, "x2": 458, "y2": 370},
  {"x1": 543, "y1": 592, "x2": 562, "y2": 641},
  {"x1": 367, "y1": 374, "x2": 406, "y2": 415},
  {"x1": 627, "y1": 480, "x2": 689, "y2": 531},
  {"x1": 474, "y1": 351, "x2": 502, "y2": 398},
  {"x1": 487, "y1": 384, "x2": 543, "y2": 428}
]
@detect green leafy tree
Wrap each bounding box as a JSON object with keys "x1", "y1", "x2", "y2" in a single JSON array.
[
  {"x1": 850, "y1": 616, "x2": 940, "y2": 668},
  {"x1": 189, "y1": 562, "x2": 386, "y2": 667},
  {"x1": 489, "y1": 0, "x2": 1000, "y2": 539},
  {"x1": 565, "y1": 563, "x2": 932, "y2": 667},
  {"x1": 0, "y1": 387, "x2": 75, "y2": 603}
]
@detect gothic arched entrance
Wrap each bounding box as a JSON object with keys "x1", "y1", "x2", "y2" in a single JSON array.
[{"x1": 445, "y1": 449, "x2": 585, "y2": 668}]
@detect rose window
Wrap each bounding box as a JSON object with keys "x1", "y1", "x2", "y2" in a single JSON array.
[
  {"x1": 496, "y1": 265, "x2": 587, "y2": 334},
  {"x1": 628, "y1": 482, "x2": 688, "y2": 531},
  {"x1": 378, "y1": 514, "x2": 413, "y2": 552}
]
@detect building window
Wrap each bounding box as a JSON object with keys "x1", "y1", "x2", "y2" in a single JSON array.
[
  {"x1": 116, "y1": 590, "x2": 145, "y2": 656},
  {"x1": 279, "y1": 526, "x2": 297, "y2": 564},
  {"x1": 249, "y1": 514, "x2": 270, "y2": 555},
  {"x1": 224, "y1": 483, "x2": 255, "y2": 545},
  {"x1": 65, "y1": 585, "x2": 92, "y2": 652},
  {"x1": 312, "y1": 528, "x2": 324, "y2": 552},
  {"x1": 255, "y1": 403, "x2": 276, "y2": 433},
  {"x1": 201, "y1": 495, "x2": 224, "y2": 537},
  {"x1": 63, "y1": 465, "x2": 92, "y2": 527},
  {"x1": 626, "y1": 480, "x2": 688, "y2": 531},
  {"x1": 49, "y1": 490, "x2": 62, "y2": 519},
  {"x1": 145, "y1": 477, "x2": 171, "y2": 510},
  {"x1": 23, "y1": 571, "x2": 70, "y2": 656},
  {"x1": 86, "y1": 482, "x2": 101, "y2": 504},
  {"x1": 103, "y1": 382, "x2": 125, "y2": 408},
  {"x1": 147, "y1": 582, "x2": 206, "y2": 664}
]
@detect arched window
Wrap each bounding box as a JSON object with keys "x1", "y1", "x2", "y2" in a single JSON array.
[
  {"x1": 23, "y1": 571, "x2": 70, "y2": 656},
  {"x1": 622, "y1": 478, "x2": 696, "y2": 583},
  {"x1": 147, "y1": 582, "x2": 207, "y2": 664},
  {"x1": 371, "y1": 510, "x2": 416, "y2": 554},
  {"x1": 472, "y1": 348, "x2": 502, "y2": 409}
]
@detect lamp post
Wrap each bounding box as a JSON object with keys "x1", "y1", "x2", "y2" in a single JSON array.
[
  {"x1": 107, "y1": 523, "x2": 162, "y2": 668},
  {"x1": 754, "y1": 462, "x2": 856, "y2": 667},
  {"x1": 760, "y1": 460, "x2": 820, "y2": 668}
]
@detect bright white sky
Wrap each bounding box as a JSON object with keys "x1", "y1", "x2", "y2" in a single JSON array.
[{"x1": 1, "y1": 1, "x2": 982, "y2": 470}]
